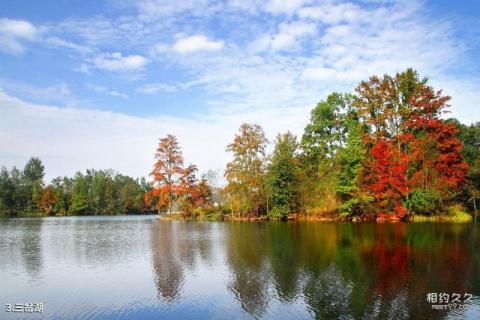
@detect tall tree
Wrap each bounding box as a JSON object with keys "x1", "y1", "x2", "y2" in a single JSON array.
[
  {"x1": 225, "y1": 123, "x2": 268, "y2": 216},
  {"x1": 51, "y1": 176, "x2": 72, "y2": 216},
  {"x1": 23, "y1": 157, "x2": 45, "y2": 183},
  {"x1": 300, "y1": 93, "x2": 354, "y2": 214},
  {"x1": 149, "y1": 135, "x2": 188, "y2": 214},
  {"x1": 0, "y1": 167, "x2": 15, "y2": 216},
  {"x1": 23, "y1": 157, "x2": 45, "y2": 214},
  {"x1": 456, "y1": 121, "x2": 480, "y2": 214},
  {"x1": 302, "y1": 92, "x2": 353, "y2": 161},
  {"x1": 356, "y1": 69, "x2": 468, "y2": 218},
  {"x1": 70, "y1": 172, "x2": 89, "y2": 215},
  {"x1": 267, "y1": 132, "x2": 299, "y2": 218},
  {"x1": 336, "y1": 115, "x2": 369, "y2": 217}
]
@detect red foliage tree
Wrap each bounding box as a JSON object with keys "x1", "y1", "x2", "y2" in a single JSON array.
[
  {"x1": 362, "y1": 139, "x2": 409, "y2": 219},
  {"x1": 356, "y1": 69, "x2": 468, "y2": 219}
]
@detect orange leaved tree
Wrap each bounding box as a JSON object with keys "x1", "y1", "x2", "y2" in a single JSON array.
[{"x1": 148, "y1": 134, "x2": 188, "y2": 214}]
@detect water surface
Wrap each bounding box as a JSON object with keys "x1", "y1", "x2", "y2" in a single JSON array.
[{"x1": 1, "y1": 216, "x2": 479, "y2": 319}]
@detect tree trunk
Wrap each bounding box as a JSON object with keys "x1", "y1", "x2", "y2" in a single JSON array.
[
  {"x1": 474, "y1": 197, "x2": 477, "y2": 222},
  {"x1": 168, "y1": 194, "x2": 172, "y2": 215}
]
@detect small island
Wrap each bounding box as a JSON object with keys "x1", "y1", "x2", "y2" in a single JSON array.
[{"x1": 1, "y1": 69, "x2": 479, "y2": 223}]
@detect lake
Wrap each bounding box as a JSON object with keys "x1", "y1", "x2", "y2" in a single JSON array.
[{"x1": 1, "y1": 216, "x2": 479, "y2": 319}]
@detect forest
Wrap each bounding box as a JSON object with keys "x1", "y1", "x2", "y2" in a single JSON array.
[{"x1": 0, "y1": 69, "x2": 479, "y2": 221}]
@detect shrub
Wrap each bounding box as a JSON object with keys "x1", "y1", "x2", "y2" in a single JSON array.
[{"x1": 405, "y1": 189, "x2": 441, "y2": 215}]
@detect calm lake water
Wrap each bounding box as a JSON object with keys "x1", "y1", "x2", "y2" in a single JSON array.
[{"x1": 1, "y1": 216, "x2": 480, "y2": 319}]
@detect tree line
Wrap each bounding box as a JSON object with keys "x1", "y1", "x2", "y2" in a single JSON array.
[
  {"x1": 0, "y1": 159, "x2": 152, "y2": 216},
  {"x1": 1, "y1": 69, "x2": 479, "y2": 220}
]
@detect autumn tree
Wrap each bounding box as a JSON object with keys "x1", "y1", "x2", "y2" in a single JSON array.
[
  {"x1": 148, "y1": 135, "x2": 207, "y2": 216},
  {"x1": 148, "y1": 135, "x2": 188, "y2": 214},
  {"x1": 225, "y1": 123, "x2": 268, "y2": 216},
  {"x1": 355, "y1": 69, "x2": 468, "y2": 218},
  {"x1": 195, "y1": 175, "x2": 213, "y2": 209},
  {"x1": 176, "y1": 164, "x2": 199, "y2": 216},
  {"x1": 39, "y1": 186, "x2": 57, "y2": 215}
]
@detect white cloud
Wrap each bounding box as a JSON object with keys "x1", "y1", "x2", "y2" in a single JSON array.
[
  {"x1": 250, "y1": 21, "x2": 316, "y2": 52},
  {"x1": 301, "y1": 66, "x2": 336, "y2": 80},
  {"x1": 264, "y1": 0, "x2": 306, "y2": 14},
  {"x1": 298, "y1": 3, "x2": 366, "y2": 24},
  {"x1": 74, "y1": 64, "x2": 92, "y2": 75},
  {"x1": 0, "y1": 79, "x2": 77, "y2": 106},
  {"x1": 0, "y1": 18, "x2": 37, "y2": 53},
  {"x1": 88, "y1": 84, "x2": 128, "y2": 99},
  {"x1": 45, "y1": 36, "x2": 92, "y2": 54},
  {"x1": 1, "y1": 0, "x2": 479, "y2": 181},
  {"x1": 136, "y1": 83, "x2": 178, "y2": 94},
  {"x1": 136, "y1": 0, "x2": 212, "y2": 16},
  {"x1": 93, "y1": 52, "x2": 148, "y2": 72},
  {"x1": 171, "y1": 35, "x2": 224, "y2": 53},
  {"x1": 0, "y1": 91, "x2": 309, "y2": 182}
]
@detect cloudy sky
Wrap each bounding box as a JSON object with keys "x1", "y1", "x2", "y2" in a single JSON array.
[{"x1": 0, "y1": 0, "x2": 479, "y2": 181}]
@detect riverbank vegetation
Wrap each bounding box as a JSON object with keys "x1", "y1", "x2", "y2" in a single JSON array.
[{"x1": 1, "y1": 69, "x2": 479, "y2": 221}]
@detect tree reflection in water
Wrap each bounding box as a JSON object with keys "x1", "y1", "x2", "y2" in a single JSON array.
[
  {"x1": 225, "y1": 223, "x2": 270, "y2": 317},
  {"x1": 150, "y1": 221, "x2": 216, "y2": 302},
  {"x1": 2, "y1": 217, "x2": 478, "y2": 319},
  {"x1": 20, "y1": 218, "x2": 44, "y2": 284},
  {"x1": 147, "y1": 220, "x2": 479, "y2": 319},
  {"x1": 223, "y1": 222, "x2": 479, "y2": 319}
]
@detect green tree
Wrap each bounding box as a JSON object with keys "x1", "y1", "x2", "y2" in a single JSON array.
[
  {"x1": 0, "y1": 167, "x2": 15, "y2": 216},
  {"x1": 70, "y1": 172, "x2": 89, "y2": 215},
  {"x1": 302, "y1": 93, "x2": 353, "y2": 161},
  {"x1": 23, "y1": 157, "x2": 45, "y2": 183},
  {"x1": 267, "y1": 132, "x2": 299, "y2": 218},
  {"x1": 300, "y1": 93, "x2": 355, "y2": 214},
  {"x1": 455, "y1": 121, "x2": 480, "y2": 214},
  {"x1": 336, "y1": 116, "x2": 370, "y2": 217},
  {"x1": 23, "y1": 157, "x2": 45, "y2": 215},
  {"x1": 51, "y1": 176, "x2": 72, "y2": 215}
]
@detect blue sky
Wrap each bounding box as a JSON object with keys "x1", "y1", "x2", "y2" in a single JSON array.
[{"x1": 1, "y1": 0, "x2": 479, "y2": 181}]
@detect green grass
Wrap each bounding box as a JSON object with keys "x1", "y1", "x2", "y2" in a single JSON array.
[{"x1": 410, "y1": 205, "x2": 473, "y2": 223}]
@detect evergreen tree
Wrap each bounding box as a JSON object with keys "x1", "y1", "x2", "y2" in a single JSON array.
[{"x1": 267, "y1": 132, "x2": 299, "y2": 218}]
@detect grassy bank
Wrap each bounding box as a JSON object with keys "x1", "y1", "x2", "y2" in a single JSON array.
[{"x1": 409, "y1": 205, "x2": 474, "y2": 223}]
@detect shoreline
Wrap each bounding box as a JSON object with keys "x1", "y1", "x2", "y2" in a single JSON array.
[
  {"x1": 3, "y1": 211, "x2": 475, "y2": 223},
  {"x1": 159, "y1": 211, "x2": 475, "y2": 223}
]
